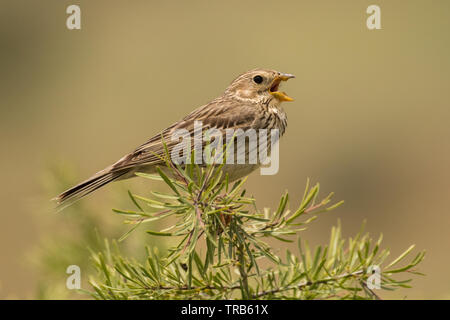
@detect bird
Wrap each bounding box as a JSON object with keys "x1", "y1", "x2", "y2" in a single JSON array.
[{"x1": 54, "y1": 69, "x2": 295, "y2": 209}]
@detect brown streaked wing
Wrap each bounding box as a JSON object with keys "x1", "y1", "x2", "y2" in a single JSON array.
[{"x1": 110, "y1": 98, "x2": 259, "y2": 171}]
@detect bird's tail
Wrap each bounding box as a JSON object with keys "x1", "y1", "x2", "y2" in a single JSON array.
[{"x1": 53, "y1": 168, "x2": 129, "y2": 211}]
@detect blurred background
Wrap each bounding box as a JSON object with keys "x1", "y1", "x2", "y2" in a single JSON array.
[{"x1": 1, "y1": 0, "x2": 449, "y2": 299}]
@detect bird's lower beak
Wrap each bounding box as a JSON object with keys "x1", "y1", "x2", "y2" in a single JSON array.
[{"x1": 269, "y1": 73, "x2": 295, "y2": 102}]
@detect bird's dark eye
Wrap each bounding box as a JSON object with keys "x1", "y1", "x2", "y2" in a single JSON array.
[{"x1": 253, "y1": 75, "x2": 263, "y2": 84}]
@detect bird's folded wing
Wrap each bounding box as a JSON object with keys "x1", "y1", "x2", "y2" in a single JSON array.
[{"x1": 110, "y1": 100, "x2": 260, "y2": 171}]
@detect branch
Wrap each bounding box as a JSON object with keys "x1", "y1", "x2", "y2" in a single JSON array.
[{"x1": 252, "y1": 270, "x2": 365, "y2": 299}]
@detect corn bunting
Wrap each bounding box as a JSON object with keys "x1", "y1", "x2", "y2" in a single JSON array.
[{"x1": 55, "y1": 69, "x2": 295, "y2": 208}]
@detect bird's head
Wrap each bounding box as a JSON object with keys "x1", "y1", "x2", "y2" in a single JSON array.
[{"x1": 225, "y1": 69, "x2": 295, "y2": 104}]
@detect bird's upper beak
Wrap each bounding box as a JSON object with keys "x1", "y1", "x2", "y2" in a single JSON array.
[{"x1": 269, "y1": 73, "x2": 295, "y2": 102}]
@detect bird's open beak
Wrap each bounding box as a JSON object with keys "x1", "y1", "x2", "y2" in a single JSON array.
[{"x1": 269, "y1": 73, "x2": 295, "y2": 102}]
